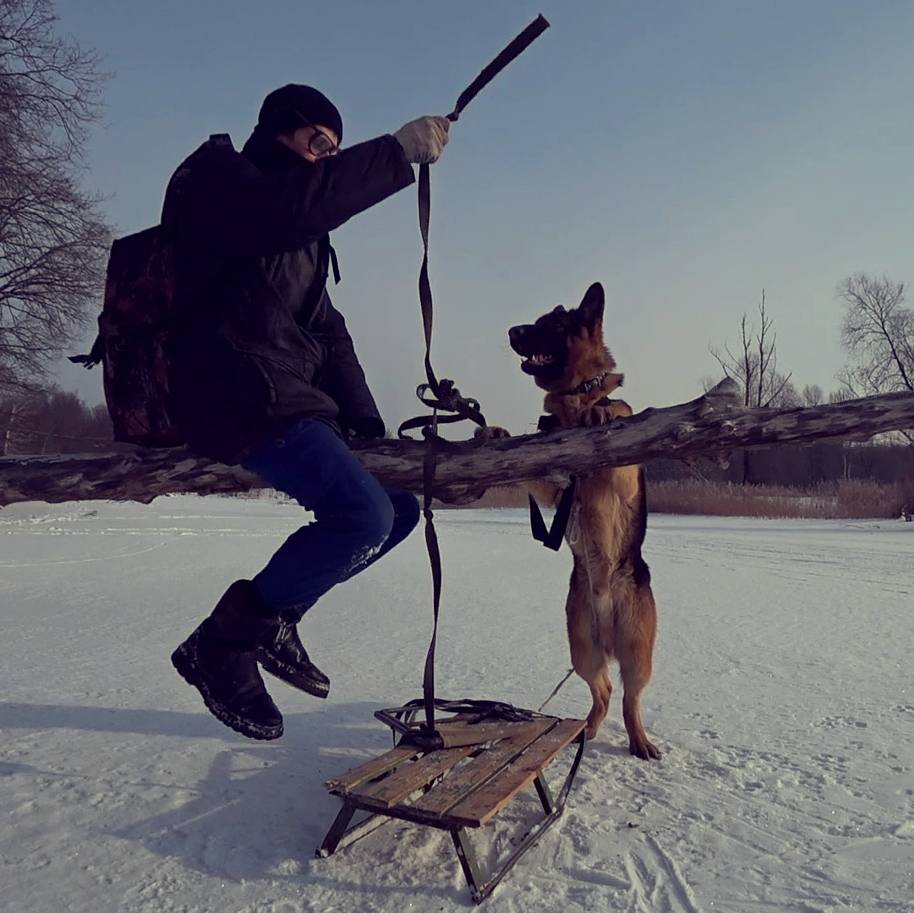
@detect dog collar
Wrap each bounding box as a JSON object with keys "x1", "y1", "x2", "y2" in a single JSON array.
[
  {"x1": 537, "y1": 396, "x2": 618, "y2": 432},
  {"x1": 563, "y1": 372, "x2": 609, "y2": 397}
]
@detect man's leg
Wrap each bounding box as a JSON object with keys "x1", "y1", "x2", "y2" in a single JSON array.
[
  {"x1": 241, "y1": 422, "x2": 419, "y2": 697},
  {"x1": 334, "y1": 489, "x2": 420, "y2": 583},
  {"x1": 241, "y1": 420, "x2": 403, "y2": 613},
  {"x1": 172, "y1": 419, "x2": 404, "y2": 737}
]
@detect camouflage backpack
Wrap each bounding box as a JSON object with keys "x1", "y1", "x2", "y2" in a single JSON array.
[{"x1": 70, "y1": 225, "x2": 184, "y2": 447}]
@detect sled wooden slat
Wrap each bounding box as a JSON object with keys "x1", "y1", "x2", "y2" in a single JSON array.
[
  {"x1": 325, "y1": 717, "x2": 544, "y2": 797},
  {"x1": 324, "y1": 744, "x2": 420, "y2": 794},
  {"x1": 410, "y1": 717, "x2": 557, "y2": 817},
  {"x1": 445, "y1": 718, "x2": 585, "y2": 827},
  {"x1": 426, "y1": 719, "x2": 545, "y2": 747},
  {"x1": 355, "y1": 744, "x2": 478, "y2": 808}
]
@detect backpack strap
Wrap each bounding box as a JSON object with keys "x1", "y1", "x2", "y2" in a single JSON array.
[
  {"x1": 68, "y1": 333, "x2": 105, "y2": 369},
  {"x1": 328, "y1": 241, "x2": 341, "y2": 285}
]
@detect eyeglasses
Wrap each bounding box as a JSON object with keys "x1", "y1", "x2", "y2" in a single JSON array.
[{"x1": 291, "y1": 110, "x2": 339, "y2": 158}]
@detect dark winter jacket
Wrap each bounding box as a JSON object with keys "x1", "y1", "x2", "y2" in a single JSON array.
[{"x1": 160, "y1": 128, "x2": 415, "y2": 464}]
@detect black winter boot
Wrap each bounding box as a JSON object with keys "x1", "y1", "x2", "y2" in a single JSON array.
[
  {"x1": 257, "y1": 620, "x2": 330, "y2": 699},
  {"x1": 171, "y1": 580, "x2": 283, "y2": 740}
]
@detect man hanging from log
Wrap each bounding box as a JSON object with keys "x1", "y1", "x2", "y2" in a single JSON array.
[{"x1": 165, "y1": 85, "x2": 451, "y2": 740}]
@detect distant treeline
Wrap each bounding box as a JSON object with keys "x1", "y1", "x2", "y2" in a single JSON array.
[
  {"x1": 646, "y1": 443, "x2": 914, "y2": 488},
  {"x1": 0, "y1": 390, "x2": 123, "y2": 456},
  {"x1": 453, "y1": 442, "x2": 914, "y2": 517}
]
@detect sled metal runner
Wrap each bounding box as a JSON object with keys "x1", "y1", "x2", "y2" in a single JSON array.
[{"x1": 318, "y1": 713, "x2": 586, "y2": 904}]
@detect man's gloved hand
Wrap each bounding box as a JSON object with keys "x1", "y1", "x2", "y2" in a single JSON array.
[{"x1": 393, "y1": 115, "x2": 450, "y2": 164}]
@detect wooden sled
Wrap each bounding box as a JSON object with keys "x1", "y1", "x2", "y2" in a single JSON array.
[{"x1": 318, "y1": 713, "x2": 586, "y2": 904}]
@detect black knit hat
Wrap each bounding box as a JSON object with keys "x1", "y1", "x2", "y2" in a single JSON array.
[{"x1": 257, "y1": 84, "x2": 343, "y2": 143}]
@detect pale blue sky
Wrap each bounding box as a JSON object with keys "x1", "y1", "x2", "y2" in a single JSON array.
[{"x1": 56, "y1": 0, "x2": 914, "y2": 432}]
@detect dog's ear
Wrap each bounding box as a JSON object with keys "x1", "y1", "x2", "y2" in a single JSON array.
[{"x1": 578, "y1": 283, "x2": 605, "y2": 330}]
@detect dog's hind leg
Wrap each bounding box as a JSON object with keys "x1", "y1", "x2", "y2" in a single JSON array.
[
  {"x1": 615, "y1": 577, "x2": 661, "y2": 760},
  {"x1": 566, "y1": 566, "x2": 611, "y2": 739}
]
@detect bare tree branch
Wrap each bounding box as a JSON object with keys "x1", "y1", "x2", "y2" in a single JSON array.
[
  {"x1": 839, "y1": 273, "x2": 914, "y2": 394},
  {"x1": 3, "y1": 382, "x2": 914, "y2": 507},
  {"x1": 838, "y1": 273, "x2": 914, "y2": 442},
  {"x1": 0, "y1": 0, "x2": 110, "y2": 395},
  {"x1": 708, "y1": 289, "x2": 798, "y2": 410}
]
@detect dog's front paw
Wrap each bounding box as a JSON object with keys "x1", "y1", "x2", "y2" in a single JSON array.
[
  {"x1": 629, "y1": 735, "x2": 662, "y2": 761},
  {"x1": 580, "y1": 404, "x2": 614, "y2": 427},
  {"x1": 474, "y1": 425, "x2": 511, "y2": 441}
]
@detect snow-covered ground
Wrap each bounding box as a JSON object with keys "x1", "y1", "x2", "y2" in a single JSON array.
[{"x1": 1, "y1": 496, "x2": 912, "y2": 913}]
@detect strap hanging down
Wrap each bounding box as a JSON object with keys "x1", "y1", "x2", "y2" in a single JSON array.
[
  {"x1": 411, "y1": 159, "x2": 491, "y2": 741},
  {"x1": 392, "y1": 15, "x2": 550, "y2": 745},
  {"x1": 400, "y1": 11, "x2": 551, "y2": 438},
  {"x1": 398, "y1": 162, "x2": 488, "y2": 439}
]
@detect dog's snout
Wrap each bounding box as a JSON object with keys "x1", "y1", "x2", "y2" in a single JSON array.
[{"x1": 508, "y1": 325, "x2": 526, "y2": 345}]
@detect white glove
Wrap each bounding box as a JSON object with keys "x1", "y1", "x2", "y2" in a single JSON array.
[{"x1": 393, "y1": 115, "x2": 450, "y2": 164}]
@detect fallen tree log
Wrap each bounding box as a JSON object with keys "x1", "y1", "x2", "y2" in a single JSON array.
[{"x1": 2, "y1": 379, "x2": 913, "y2": 507}]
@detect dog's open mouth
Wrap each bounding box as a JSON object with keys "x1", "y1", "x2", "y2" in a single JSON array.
[{"x1": 523, "y1": 353, "x2": 554, "y2": 369}]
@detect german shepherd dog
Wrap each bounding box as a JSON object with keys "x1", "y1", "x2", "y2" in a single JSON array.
[{"x1": 479, "y1": 282, "x2": 660, "y2": 760}]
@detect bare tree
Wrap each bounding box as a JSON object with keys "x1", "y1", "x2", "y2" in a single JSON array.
[
  {"x1": 710, "y1": 290, "x2": 795, "y2": 408},
  {"x1": 838, "y1": 273, "x2": 914, "y2": 443},
  {"x1": 0, "y1": 396, "x2": 23, "y2": 453},
  {"x1": 801, "y1": 384, "x2": 824, "y2": 407},
  {"x1": 0, "y1": 389, "x2": 39, "y2": 453},
  {"x1": 0, "y1": 384, "x2": 113, "y2": 454},
  {"x1": 709, "y1": 291, "x2": 797, "y2": 480},
  {"x1": 0, "y1": 0, "x2": 110, "y2": 395}
]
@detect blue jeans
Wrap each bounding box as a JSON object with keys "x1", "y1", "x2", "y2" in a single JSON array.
[{"x1": 240, "y1": 418, "x2": 420, "y2": 620}]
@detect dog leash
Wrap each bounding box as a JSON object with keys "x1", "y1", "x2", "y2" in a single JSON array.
[
  {"x1": 386, "y1": 15, "x2": 550, "y2": 748},
  {"x1": 537, "y1": 667, "x2": 575, "y2": 713}
]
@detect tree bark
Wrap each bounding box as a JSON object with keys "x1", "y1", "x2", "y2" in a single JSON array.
[{"x1": 2, "y1": 380, "x2": 914, "y2": 507}]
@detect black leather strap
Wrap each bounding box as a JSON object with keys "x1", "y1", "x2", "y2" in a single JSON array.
[
  {"x1": 399, "y1": 15, "x2": 551, "y2": 740},
  {"x1": 397, "y1": 166, "x2": 488, "y2": 441},
  {"x1": 413, "y1": 161, "x2": 486, "y2": 739},
  {"x1": 448, "y1": 15, "x2": 550, "y2": 122}
]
